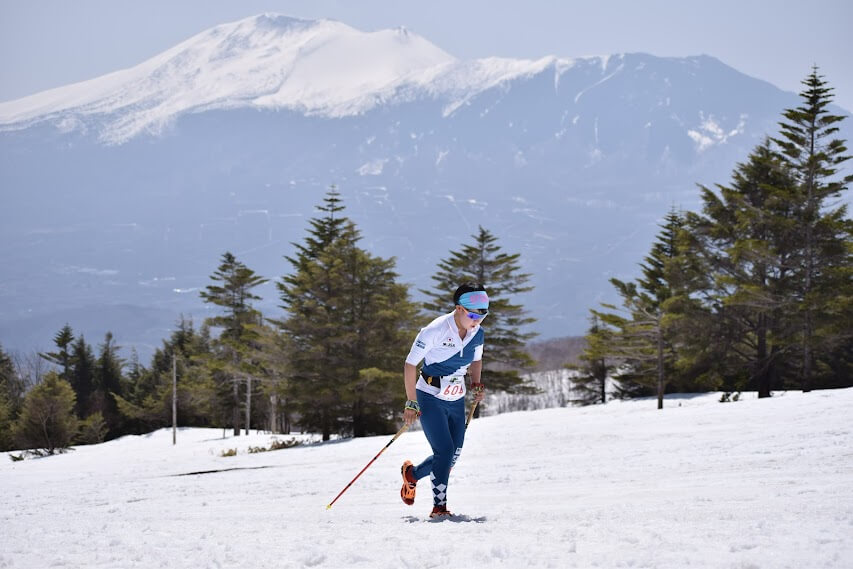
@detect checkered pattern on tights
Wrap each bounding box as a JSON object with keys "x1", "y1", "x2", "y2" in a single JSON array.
[{"x1": 430, "y1": 472, "x2": 447, "y2": 506}]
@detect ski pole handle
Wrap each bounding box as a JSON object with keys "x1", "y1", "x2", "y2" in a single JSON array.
[
  {"x1": 326, "y1": 423, "x2": 410, "y2": 510},
  {"x1": 465, "y1": 400, "x2": 479, "y2": 429}
]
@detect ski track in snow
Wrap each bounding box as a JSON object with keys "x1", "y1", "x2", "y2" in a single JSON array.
[{"x1": 2, "y1": 390, "x2": 852, "y2": 568}]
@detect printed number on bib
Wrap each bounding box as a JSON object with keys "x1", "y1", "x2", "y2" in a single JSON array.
[
  {"x1": 444, "y1": 385, "x2": 464, "y2": 396},
  {"x1": 436, "y1": 375, "x2": 466, "y2": 402}
]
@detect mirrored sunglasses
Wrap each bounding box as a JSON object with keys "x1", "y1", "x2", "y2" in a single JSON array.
[{"x1": 466, "y1": 308, "x2": 489, "y2": 320}]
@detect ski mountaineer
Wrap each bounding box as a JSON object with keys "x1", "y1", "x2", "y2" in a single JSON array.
[{"x1": 400, "y1": 283, "x2": 488, "y2": 519}]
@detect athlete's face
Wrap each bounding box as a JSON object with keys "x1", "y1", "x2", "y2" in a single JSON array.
[{"x1": 456, "y1": 305, "x2": 487, "y2": 330}]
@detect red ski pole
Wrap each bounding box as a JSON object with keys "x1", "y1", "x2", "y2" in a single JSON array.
[{"x1": 326, "y1": 423, "x2": 410, "y2": 510}]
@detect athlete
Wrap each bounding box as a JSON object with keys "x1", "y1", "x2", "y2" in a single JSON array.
[{"x1": 400, "y1": 283, "x2": 488, "y2": 518}]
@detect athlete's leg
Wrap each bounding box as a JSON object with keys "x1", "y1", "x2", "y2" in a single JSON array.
[
  {"x1": 412, "y1": 392, "x2": 455, "y2": 506},
  {"x1": 446, "y1": 397, "x2": 467, "y2": 469},
  {"x1": 412, "y1": 391, "x2": 446, "y2": 480}
]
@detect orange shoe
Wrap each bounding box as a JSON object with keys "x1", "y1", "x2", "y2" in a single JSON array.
[
  {"x1": 400, "y1": 460, "x2": 416, "y2": 505},
  {"x1": 429, "y1": 505, "x2": 452, "y2": 518}
]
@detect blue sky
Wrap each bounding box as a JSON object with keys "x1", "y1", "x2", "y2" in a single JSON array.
[{"x1": 1, "y1": 0, "x2": 851, "y2": 111}]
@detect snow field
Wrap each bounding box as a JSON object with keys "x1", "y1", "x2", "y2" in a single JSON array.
[{"x1": 2, "y1": 389, "x2": 852, "y2": 568}]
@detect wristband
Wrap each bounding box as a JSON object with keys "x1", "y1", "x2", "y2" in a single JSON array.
[
  {"x1": 404, "y1": 399, "x2": 421, "y2": 416},
  {"x1": 470, "y1": 382, "x2": 485, "y2": 394}
]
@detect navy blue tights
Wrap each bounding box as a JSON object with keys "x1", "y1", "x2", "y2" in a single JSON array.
[{"x1": 412, "y1": 391, "x2": 466, "y2": 507}]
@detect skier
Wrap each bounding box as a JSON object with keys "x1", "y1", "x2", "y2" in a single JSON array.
[{"x1": 400, "y1": 283, "x2": 488, "y2": 518}]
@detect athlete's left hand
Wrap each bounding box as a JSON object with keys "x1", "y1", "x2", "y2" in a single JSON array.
[{"x1": 471, "y1": 382, "x2": 486, "y2": 402}]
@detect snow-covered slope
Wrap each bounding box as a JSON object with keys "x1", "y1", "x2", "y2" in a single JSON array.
[
  {"x1": 0, "y1": 14, "x2": 590, "y2": 144},
  {"x1": 2, "y1": 389, "x2": 851, "y2": 568},
  {"x1": 0, "y1": 15, "x2": 455, "y2": 142}
]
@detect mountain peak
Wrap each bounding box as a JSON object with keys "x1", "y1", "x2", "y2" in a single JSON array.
[
  {"x1": 0, "y1": 13, "x2": 455, "y2": 142},
  {"x1": 248, "y1": 13, "x2": 320, "y2": 30}
]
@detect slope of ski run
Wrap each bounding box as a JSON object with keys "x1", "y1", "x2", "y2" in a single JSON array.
[{"x1": 2, "y1": 389, "x2": 851, "y2": 568}]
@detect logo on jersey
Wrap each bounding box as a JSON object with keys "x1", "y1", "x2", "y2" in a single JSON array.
[
  {"x1": 441, "y1": 337, "x2": 457, "y2": 348},
  {"x1": 416, "y1": 340, "x2": 426, "y2": 349}
]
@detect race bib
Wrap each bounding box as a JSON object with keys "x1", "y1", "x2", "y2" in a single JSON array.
[{"x1": 435, "y1": 375, "x2": 467, "y2": 402}]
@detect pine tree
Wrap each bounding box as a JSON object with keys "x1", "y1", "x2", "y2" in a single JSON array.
[
  {"x1": 0, "y1": 390, "x2": 12, "y2": 451},
  {"x1": 113, "y1": 346, "x2": 156, "y2": 434},
  {"x1": 0, "y1": 343, "x2": 23, "y2": 450},
  {"x1": 69, "y1": 336, "x2": 96, "y2": 419},
  {"x1": 116, "y1": 318, "x2": 219, "y2": 433},
  {"x1": 771, "y1": 67, "x2": 853, "y2": 391},
  {"x1": 421, "y1": 226, "x2": 536, "y2": 396},
  {"x1": 40, "y1": 324, "x2": 75, "y2": 381},
  {"x1": 595, "y1": 209, "x2": 686, "y2": 408},
  {"x1": 200, "y1": 252, "x2": 268, "y2": 435},
  {"x1": 0, "y1": 343, "x2": 25, "y2": 410},
  {"x1": 278, "y1": 189, "x2": 419, "y2": 439},
  {"x1": 688, "y1": 141, "x2": 800, "y2": 396},
  {"x1": 125, "y1": 348, "x2": 144, "y2": 398},
  {"x1": 291, "y1": 185, "x2": 349, "y2": 263},
  {"x1": 13, "y1": 371, "x2": 79, "y2": 455},
  {"x1": 572, "y1": 315, "x2": 616, "y2": 405},
  {"x1": 200, "y1": 252, "x2": 269, "y2": 341},
  {"x1": 91, "y1": 332, "x2": 125, "y2": 438},
  {"x1": 246, "y1": 317, "x2": 293, "y2": 433}
]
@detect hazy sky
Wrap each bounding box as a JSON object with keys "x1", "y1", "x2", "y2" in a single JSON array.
[{"x1": 1, "y1": 0, "x2": 851, "y2": 111}]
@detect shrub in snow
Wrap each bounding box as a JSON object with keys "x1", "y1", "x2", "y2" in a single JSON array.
[
  {"x1": 13, "y1": 372, "x2": 78, "y2": 455},
  {"x1": 248, "y1": 437, "x2": 300, "y2": 453},
  {"x1": 77, "y1": 412, "x2": 108, "y2": 444}
]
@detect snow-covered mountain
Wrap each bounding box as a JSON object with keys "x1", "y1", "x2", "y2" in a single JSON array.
[
  {"x1": 0, "y1": 15, "x2": 457, "y2": 141},
  {"x1": 0, "y1": 14, "x2": 627, "y2": 145},
  {"x1": 0, "y1": 14, "x2": 850, "y2": 357}
]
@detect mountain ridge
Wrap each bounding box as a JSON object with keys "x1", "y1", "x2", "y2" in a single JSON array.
[
  {"x1": 0, "y1": 14, "x2": 849, "y2": 359},
  {"x1": 0, "y1": 14, "x2": 761, "y2": 147}
]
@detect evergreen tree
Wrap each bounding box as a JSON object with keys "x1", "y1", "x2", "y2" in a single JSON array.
[
  {"x1": 0, "y1": 343, "x2": 23, "y2": 450},
  {"x1": 69, "y1": 336, "x2": 96, "y2": 419},
  {"x1": 771, "y1": 67, "x2": 853, "y2": 390},
  {"x1": 291, "y1": 185, "x2": 349, "y2": 263},
  {"x1": 200, "y1": 252, "x2": 268, "y2": 435},
  {"x1": 0, "y1": 343, "x2": 25, "y2": 410},
  {"x1": 278, "y1": 189, "x2": 419, "y2": 439},
  {"x1": 660, "y1": 216, "x2": 724, "y2": 392},
  {"x1": 571, "y1": 315, "x2": 617, "y2": 405},
  {"x1": 77, "y1": 412, "x2": 108, "y2": 445},
  {"x1": 421, "y1": 226, "x2": 536, "y2": 396},
  {"x1": 39, "y1": 324, "x2": 75, "y2": 381},
  {"x1": 245, "y1": 318, "x2": 293, "y2": 433},
  {"x1": 91, "y1": 332, "x2": 125, "y2": 437},
  {"x1": 0, "y1": 389, "x2": 12, "y2": 451},
  {"x1": 116, "y1": 318, "x2": 219, "y2": 433},
  {"x1": 200, "y1": 252, "x2": 269, "y2": 340},
  {"x1": 125, "y1": 348, "x2": 144, "y2": 400},
  {"x1": 595, "y1": 209, "x2": 687, "y2": 408},
  {"x1": 688, "y1": 141, "x2": 800, "y2": 396},
  {"x1": 13, "y1": 371, "x2": 79, "y2": 455}
]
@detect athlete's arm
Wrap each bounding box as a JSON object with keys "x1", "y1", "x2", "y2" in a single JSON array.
[
  {"x1": 404, "y1": 362, "x2": 418, "y2": 401},
  {"x1": 469, "y1": 360, "x2": 485, "y2": 402},
  {"x1": 403, "y1": 362, "x2": 420, "y2": 425}
]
